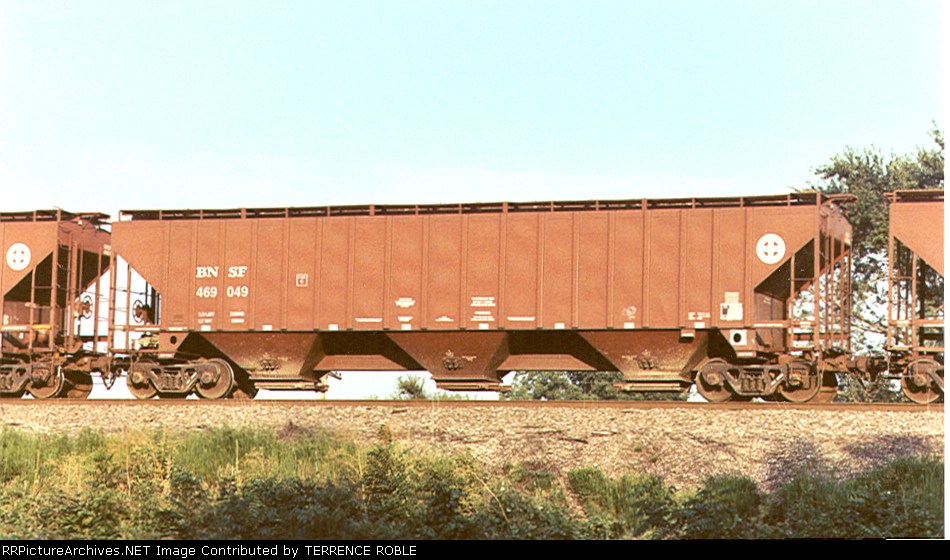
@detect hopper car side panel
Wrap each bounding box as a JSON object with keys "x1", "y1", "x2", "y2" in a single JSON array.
[
  {"x1": 225, "y1": 219, "x2": 255, "y2": 330},
  {"x1": 426, "y1": 215, "x2": 463, "y2": 330},
  {"x1": 287, "y1": 218, "x2": 317, "y2": 331},
  {"x1": 114, "y1": 202, "x2": 839, "y2": 334}
]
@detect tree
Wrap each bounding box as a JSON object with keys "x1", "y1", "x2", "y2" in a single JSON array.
[
  {"x1": 393, "y1": 374, "x2": 428, "y2": 399},
  {"x1": 507, "y1": 371, "x2": 623, "y2": 400},
  {"x1": 506, "y1": 371, "x2": 684, "y2": 401},
  {"x1": 812, "y1": 126, "x2": 943, "y2": 268},
  {"x1": 809, "y1": 125, "x2": 944, "y2": 352}
]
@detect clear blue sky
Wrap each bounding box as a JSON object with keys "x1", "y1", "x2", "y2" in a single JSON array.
[{"x1": 0, "y1": 0, "x2": 943, "y2": 218}]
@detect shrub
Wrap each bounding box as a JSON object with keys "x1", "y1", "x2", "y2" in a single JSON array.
[
  {"x1": 470, "y1": 486, "x2": 581, "y2": 539},
  {"x1": 187, "y1": 478, "x2": 370, "y2": 539},
  {"x1": 767, "y1": 456, "x2": 944, "y2": 538},
  {"x1": 0, "y1": 428, "x2": 942, "y2": 540},
  {"x1": 568, "y1": 467, "x2": 676, "y2": 539},
  {"x1": 677, "y1": 475, "x2": 764, "y2": 539},
  {"x1": 393, "y1": 375, "x2": 428, "y2": 399}
]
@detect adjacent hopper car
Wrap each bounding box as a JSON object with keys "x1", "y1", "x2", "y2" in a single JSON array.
[
  {"x1": 886, "y1": 191, "x2": 944, "y2": 403},
  {"x1": 0, "y1": 191, "x2": 943, "y2": 403},
  {"x1": 0, "y1": 210, "x2": 110, "y2": 399}
]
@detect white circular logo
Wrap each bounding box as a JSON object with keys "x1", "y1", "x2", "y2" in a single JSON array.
[
  {"x1": 6, "y1": 243, "x2": 31, "y2": 271},
  {"x1": 755, "y1": 234, "x2": 786, "y2": 265}
]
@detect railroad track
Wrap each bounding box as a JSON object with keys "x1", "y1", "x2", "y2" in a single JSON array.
[{"x1": 0, "y1": 398, "x2": 940, "y2": 412}]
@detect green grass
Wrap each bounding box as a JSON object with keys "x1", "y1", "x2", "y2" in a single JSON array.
[
  {"x1": 568, "y1": 467, "x2": 677, "y2": 539},
  {"x1": 0, "y1": 427, "x2": 942, "y2": 539},
  {"x1": 765, "y1": 456, "x2": 945, "y2": 538}
]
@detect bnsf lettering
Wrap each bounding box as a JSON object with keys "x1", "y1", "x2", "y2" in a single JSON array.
[
  {"x1": 228, "y1": 266, "x2": 248, "y2": 278},
  {"x1": 196, "y1": 266, "x2": 219, "y2": 278},
  {"x1": 196, "y1": 286, "x2": 218, "y2": 298},
  {"x1": 227, "y1": 285, "x2": 249, "y2": 298}
]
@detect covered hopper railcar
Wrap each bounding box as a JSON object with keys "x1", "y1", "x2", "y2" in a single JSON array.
[
  {"x1": 886, "y1": 190, "x2": 944, "y2": 404},
  {"x1": 105, "y1": 192, "x2": 856, "y2": 402},
  {"x1": 0, "y1": 210, "x2": 111, "y2": 398}
]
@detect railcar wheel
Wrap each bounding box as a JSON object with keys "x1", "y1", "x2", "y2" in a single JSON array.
[
  {"x1": 62, "y1": 371, "x2": 93, "y2": 399},
  {"x1": 696, "y1": 359, "x2": 734, "y2": 403},
  {"x1": 901, "y1": 359, "x2": 943, "y2": 405},
  {"x1": 27, "y1": 366, "x2": 64, "y2": 399},
  {"x1": 778, "y1": 361, "x2": 822, "y2": 403},
  {"x1": 127, "y1": 363, "x2": 158, "y2": 400},
  {"x1": 196, "y1": 359, "x2": 234, "y2": 400}
]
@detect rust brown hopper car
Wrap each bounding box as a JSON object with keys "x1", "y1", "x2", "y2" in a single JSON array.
[
  {"x1": 886, "y1": 190, "x2": 944, "y2": 404},
  {"x1": 0, "y1": 210, "x2": 111, "y2": 398},
  {"x1": 107, "y1": 192, "x2": 857, "y2": 402}
]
